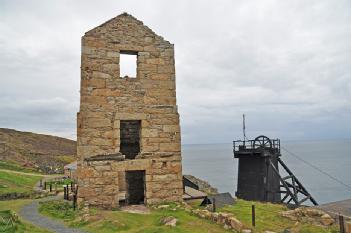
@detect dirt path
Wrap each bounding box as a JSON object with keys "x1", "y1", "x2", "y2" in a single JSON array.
[
  {"x1": 1, "y1": 168, "x2": 83, "y2": 232},
  {"x1": 19, "y1": 196, "x2": 87, "y2": 233}
]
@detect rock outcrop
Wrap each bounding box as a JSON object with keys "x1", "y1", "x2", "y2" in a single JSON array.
[
  {"x1": 160, "y1": 216, "x2": 177, "y2": 227},
  {"x1": 281, "y1": 207, "x2": 335, "y2": 226},
  {"x1": 183, "y1": 174, "x2": 218, "y2": 194}
]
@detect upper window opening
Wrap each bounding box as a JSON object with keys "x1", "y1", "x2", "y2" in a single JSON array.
[{"x1": 120, "y1": 52, "x2": 137, "y2": 78}]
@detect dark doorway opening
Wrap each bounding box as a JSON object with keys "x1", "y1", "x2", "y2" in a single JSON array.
[
  {"x1": 120, "y1": 120, "x2": 141, "y2": 159},
  {"x1": 126, "y1": 170, "x2": 145, "y2": 204}
]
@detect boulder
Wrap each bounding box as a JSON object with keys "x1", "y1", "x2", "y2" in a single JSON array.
[
  {"x1": 218, "y1": 212, "x2": 230, "y2": 224},
  {"x1": 242, "y1": 229, "x2": 252, "y2": 233},
  {"x1": 281, "y1": 207, "x2": 335, "y2": 226},
  {"x1": 202, "y1": 210, "x2": 212, "y2": 219},
  {"x1": 157, "y1": 204, "x2": 169, "y2": 209},
  {"x1": 228, "y1": 217, "x2": 243, "y2": 231},
  {"x1": 160, "y1": 216, "x2": 177, "y2": 227},
  {"x1": 320, "y1": 214, "x2": 334, "y2": 226},
  {"x1": 306, "y1": 208, "x2": 324, "y2": 217},
  {"x1": 211, "y1": 212, "x2": 219, "y2": 222}
]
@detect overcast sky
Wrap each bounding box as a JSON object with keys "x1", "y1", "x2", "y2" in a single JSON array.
[{"x1": 0, "y1": 0, "x2": 350, "y2": 144}]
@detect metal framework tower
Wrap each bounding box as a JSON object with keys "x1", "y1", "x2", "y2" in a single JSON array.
[{"x1": 233, "y1": 135, "x2": 318, "y2": 206}]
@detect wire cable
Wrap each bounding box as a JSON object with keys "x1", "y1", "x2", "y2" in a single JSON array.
[{"x1": 281, "y1": 146, "x2": 351, "y2": 193}]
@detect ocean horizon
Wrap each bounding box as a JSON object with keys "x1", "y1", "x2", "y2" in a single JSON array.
[{"x1": 182, "y1": 138, "x2": 351, "y2": 205}]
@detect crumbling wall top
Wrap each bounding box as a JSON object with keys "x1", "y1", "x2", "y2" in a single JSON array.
[{"x1": 84, "y1": 12, "x2": 172, "y2": 46}]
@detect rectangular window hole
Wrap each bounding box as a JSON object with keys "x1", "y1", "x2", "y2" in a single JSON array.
[
  {"x1": 120, "y1": 120, "x2": 141, "y2": 159},
  {"x1": 120, "y1": 52, "x2": 137, "y2": 78}
]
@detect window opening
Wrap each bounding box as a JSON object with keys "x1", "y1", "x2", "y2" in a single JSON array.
[
  {"x1": 120, "y1": 52, "x2": 137, "y2": 78},
  {"x1": 120, "y1": 120, "x2": 141, "y2": 159}
]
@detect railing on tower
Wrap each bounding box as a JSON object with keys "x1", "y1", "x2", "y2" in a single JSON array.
[{"x1": 233, "y1": 136, "x2": 280, "y2": 153}]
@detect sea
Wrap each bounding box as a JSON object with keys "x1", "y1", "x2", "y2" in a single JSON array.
[{"x1": 182, "y1": 139, "x2": 351, "y2": 205}]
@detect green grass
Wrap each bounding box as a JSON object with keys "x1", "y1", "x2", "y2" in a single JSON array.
[
  {"x1": 0, "y1": 170, "x2": 42, "y2": 195},
  {"x1": 220, "y1": 199, "x2": 339, "y2": 233},
  {"x1": 39, "y1": 200, "x2": 77, "y2": 221},
  {"x1": 0, "y1": 199, "x2": 35, "y2": 212},
  {"x1": 57, "y1": 155, "x2": 76, "y2": 164},
  {"x1": 0, "y1": 161, "x2": 39, "y2": 173},
  {"x1": 0, "y1": 210, "x2": 17, "y2": 233},
  {"x1": 0, "y1": 199, "x2": 50, "y2": 233},
  {"x1": 44, "y1": 178, "x2": 73, "y2": 193},
  {"x1": 46, "y1": 178, "x2": 73, "y2": 186},
  {"x1": 39, "y1": 200, "x2": 231, "y2": 233}
]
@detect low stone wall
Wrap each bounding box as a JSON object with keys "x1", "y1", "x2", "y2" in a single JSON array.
[
  {"x1": 0, "y1": 191, "x2": 49, "y2": 201},
  {"x1": 184, "y1": 207, "x2": 250, "y2": 232},
  {"x1": 0, "y1": 192, "x2": 31, "y2": 201}
]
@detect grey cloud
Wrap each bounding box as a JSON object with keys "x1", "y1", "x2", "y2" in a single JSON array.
[{"x1": 0, "y1": 0, "x2": 350, "y2": 143}]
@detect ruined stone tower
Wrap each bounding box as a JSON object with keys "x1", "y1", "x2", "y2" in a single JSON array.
[{"x1": 76, "y1": 13, "x2": 183, "y2": 208}]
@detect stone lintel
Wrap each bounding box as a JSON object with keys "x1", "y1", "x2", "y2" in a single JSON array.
[{"x1": 85, "y1": 153, "x2": 124, "y2": 162}]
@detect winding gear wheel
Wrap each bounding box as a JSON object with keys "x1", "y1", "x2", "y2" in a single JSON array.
[{"x1": 253, "y1": 135, "x2": 272, "y2": 149}]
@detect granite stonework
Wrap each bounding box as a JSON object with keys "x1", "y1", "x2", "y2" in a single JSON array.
[{"x1": 76, "y1": 13, "x2": 183, "y2": 209}]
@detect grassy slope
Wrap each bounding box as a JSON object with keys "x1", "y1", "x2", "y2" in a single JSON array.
[
  {"x1": 0, "y1": 199, "x2": 50, "y2": 233},
  {"x1": 0, "y1": 168, "x2": 51, "y2": 232},
  {"x1": 0, "y1": 128, "x2": 76, "y2": 173},
  {"x1": 39, "y1": 199, "x2": 341, "y2": 233},
  {"x1": 0, "y1": 170, "x2": 42, "y2": 194},
  {"x1": 0, "y1": 161, "x2": 39, "y2": 173},
  {"x1": 39, "y1": 200, "x2": 231, "y2": 233},
  {"x1": 220, "y1": 199, "x2": 339, "y2": 233}
]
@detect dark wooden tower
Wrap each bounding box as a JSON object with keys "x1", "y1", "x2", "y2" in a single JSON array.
[
  {"x1": 234, "y1": 135, "x2": 281, "y2": 203},
  {"x1": 233, "y1": 135, "x2": 318, "y2": 206}
]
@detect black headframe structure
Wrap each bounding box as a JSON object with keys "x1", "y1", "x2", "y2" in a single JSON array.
[{"x1": 233, "y1": 135, "x2": 318, "y2": 207}]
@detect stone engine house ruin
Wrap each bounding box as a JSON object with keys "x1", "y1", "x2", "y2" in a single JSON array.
[{"x1": 76, "y1": 13, "x2": 183, "y2": 208}]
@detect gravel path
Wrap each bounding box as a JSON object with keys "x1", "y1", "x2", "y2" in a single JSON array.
[{"x1": 19, "y1": 196, "x2": 87, "y2": 233}]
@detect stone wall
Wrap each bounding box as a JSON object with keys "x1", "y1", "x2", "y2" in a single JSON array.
[
  {"x1": 78, "y1": 159, "x2": 120, "y2": 209},
  {"x1": 77, "y1": 13, "x2": 183, "y2": 208}
]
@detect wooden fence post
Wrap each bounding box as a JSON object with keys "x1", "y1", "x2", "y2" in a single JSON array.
[
  {"x1": 252, "y1": 204, "x2": 256, "y2": 227},
  {"x1": 73, "y1": 193, "x2": 77, "y2": 210},
  {"x1": 67, "y1": 184, "x2": 70, "y2": 200},
  {"x1": 49, "y1": 183, "x2": 52, "y2": 192},
  {"x1": 346, "y1": 221, "x2": 351, "y2": 233},
  {"x1": 64, "y1": 187, "x2": 67, "y2": 200},
  {"x1": 212, "y1": 198, "x2": 216, "y2": 212},
  {"x1": 339, "y1": 215, "x2": 345, "y2": 233}
]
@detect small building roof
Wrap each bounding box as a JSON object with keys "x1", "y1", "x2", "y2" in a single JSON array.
[
  {"x1": 201, "y1": 192, "x2": 235, "y2": 208},
  {"x1": 64, "y1": 161, "x2": 77, "y2": 170},
  {"x1": 183, "y1": 186, "x2": 207, "y2": 200}
]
